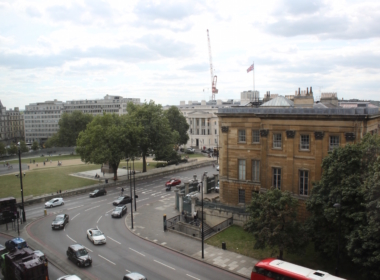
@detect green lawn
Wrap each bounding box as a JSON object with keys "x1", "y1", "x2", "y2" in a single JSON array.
[
  {"x1": 5, "y1": 154, "x2": 82, "y2": 165},
  {"x1": 206, "y1": 225, "x2": 359, "y2": 280}
]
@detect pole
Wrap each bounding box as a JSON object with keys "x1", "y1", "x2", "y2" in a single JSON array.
[
  {"x1": 133, "y1": 158, "x2": 136, "y2": 212},
  {"x1": 129, "y1": 166, "x2": 134, "y2": 229},
  {"x1": 336, "y1": 209, "x2": 341, "y2": 276},
  {"x1": 201, "y1": 174, "x2": 204, "y2": 259},
  {"x1": 18, "y1": 149, "x2": 26, "y2": 222}
]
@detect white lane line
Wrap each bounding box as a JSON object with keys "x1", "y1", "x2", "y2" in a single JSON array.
[
  {"x1": 107, "y1": 236, "x2": 121, "y2": 244},
  {"x1": 151, "y1": 192, "x2": 161, "y2": 196},
  {"x1": 91, "y1": 199, "x2": 107, "y2": 204},
  {"x1": 85, "y1": 205, "x2": 100, "y2": 212},
  {"x1": 137, "y1": 198, "x2": 149, "y2": 202},
  {"x1": 154, "y1": 260, "x2": 175, "y2": 270},
  {"x1": 97, "y1": 216, "x2": 102, "y2": 223},
  {"x1": 129, "y1": 248, "x2": 145, "y2": 257},
  {"x1": 71, "y1": 213, "x2": 80, "y2": 221},
  {"x1": 68, "y1": 205, "x2": 84, "y2": 210},
  {"x1": 125, "y1": 269, "x2": 131, "y2": 273},
  {"x1": 98, "y1": 254, "x2": 116, "y2": 265},
  {"x1": 27, "y1": 206, "x2": 44, "y2": 211},
  {"x1": 66, "y1": 234, "x2": 76, "y2": 243},
  {"x1": 153, "y1": 186, "x2": 162, "y2": 189},
  {"x1": 186, "y1": 274, "x2": 200, "y2": 280},
  {"x1": 106, "y1": 208, "x2": 114, "y2": 213},
  {"x1": 84, "y1": 246, "x2": 93, "y2": 252}
]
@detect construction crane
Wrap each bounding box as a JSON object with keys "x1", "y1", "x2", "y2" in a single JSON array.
[{"x1": 207, "y1": 29, "x2": 218, "y2": 100}]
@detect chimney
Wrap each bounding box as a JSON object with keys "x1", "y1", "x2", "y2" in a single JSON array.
[
  {"x1": 307, "y1": 87, "x2": 309, "y2": 95},
  {"x1": 310, "y1": 87, "x2": 313, "y2": 95},
  {"x1": 298, "y1": 88, "x2": 300, "y2": 95}
]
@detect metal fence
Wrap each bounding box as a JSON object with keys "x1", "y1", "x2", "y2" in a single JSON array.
[
  {"x1": 204, "y1": 217, "x2": 233, "y2": 239},
  {"x1": 167, "y1": 215, "x2": 181, "y2": 228},
  {"x1": 195, "y1": 200, "x2": 249, "y2": 215}
]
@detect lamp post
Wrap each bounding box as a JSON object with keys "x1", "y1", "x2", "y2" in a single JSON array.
[
  {"x1": 133, "y1": 157, "x2": 136, "y2": 212},
  {"x1": 18, "y1": 149, "x2": 26, "y2": 222},
  {"x1": 200, "y1": 171, "x2": 208, "y2": 259},
  {"x1": 333, "y1": 202, "x2": 341, "y2": 276},
  {"x1": 126, "y1": 158, "x2": 133, "y2": 229}
]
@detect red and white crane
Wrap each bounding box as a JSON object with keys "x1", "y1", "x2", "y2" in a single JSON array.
[{"x1": 207, "y1": 29, "x2": 218, "y2": 100}]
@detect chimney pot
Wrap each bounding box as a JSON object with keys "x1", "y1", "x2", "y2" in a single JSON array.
[{"x1": 298, "y1": 88, "x2": 300, "y2": 95}]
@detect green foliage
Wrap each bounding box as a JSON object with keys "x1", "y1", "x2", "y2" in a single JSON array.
[
  {"x1": 7, "y1": 143, "x2": 18, "y2": 155},
  {"x1": 245, "y1": 188, "x2": 308, "y2": 259},
  {"x1": 76, "y1": 114, "x2": 138, "y2": 179},
  {"x1": 55, "y1": 111, "x2": 94, "y2": 147},
  {"x1": 164, "y1": 106, "x2": 189, "y2": 145},
  {"x1": 44, "y1": 133, "x2": 59, "y2": 148},
  {"x1": 31, "y1": 141, "x2": 39, "y2": 151},
  {"x1": 156, "y1": 162, "x2": 167, "y2": 168},
  {"x1": 0, "y1": 142, "x2": 6, "y2": 156},
  {"x1": 19, "y1": 141, "x2": 29, "y2": 153}
]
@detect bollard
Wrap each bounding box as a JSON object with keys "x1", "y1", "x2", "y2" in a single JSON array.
[
  {"x1": 222, "y1": 242, "x2": 226, "y2": 250},
  {"x1": 44, "y1": 209, "x2": 47, "y2": 216},
  {"x1": 163, "y1": 214, "x2": 167, "y2": 231}
]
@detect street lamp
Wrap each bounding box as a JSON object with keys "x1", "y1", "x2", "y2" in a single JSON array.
[
  {"x1": 199, "y1": 171, "x2": 208, "y2": 259},
  {"x1": 126, "y1": 158, "x2": 133, "y2": 229},
  {"x1": 333, "y1": 202, "x2": 341, "y2": 276},
  {"x1": 17, "y1": 149, "x2": 26, "y2": 222},
  {"x1": 133, "y1": 157, "x2": 136, "y2": 212}
]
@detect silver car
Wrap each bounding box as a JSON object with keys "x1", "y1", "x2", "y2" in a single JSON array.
[
  {"x1": 86, "y1": 228, "x2": 106, "y2": 245},
  {"x1": 123, "y1": 272, "x2": 147, "y2": 280},
  {"x1": 57, "y1": 276, "x2": 81, "y2": 280},
  {"x1": 45, "y1": 198, "x2": 64, "y2": 208}
]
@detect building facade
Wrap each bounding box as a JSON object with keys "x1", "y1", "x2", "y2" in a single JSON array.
[
  {"x1": 216, "y1": 91, "x2": 380, "y2": 218},
  {"x1": 0, "y1": 101, "x2": 24, "y2": 145}
]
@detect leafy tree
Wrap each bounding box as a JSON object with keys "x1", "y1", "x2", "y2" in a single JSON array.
[
  {"x1": 164, "y1": 106, "x2": 189, "y2": 145},
  {"x1": 127, "y1": 101, "x2": 174, "y2": 172},
  {"x1": 244, "y1": 188, "x2": 308, "y2": 259},
  {"x1": 44, "y1": 133, "x2": 59, "y2": 148},
  {"x1": 76, "y1": 114, "x2": 138, "y2": 179},
  {"x1": 19, "y1": 141, "x2": 29, "y2": 153},
  {"x1": 0, "y1": 142, "x2": 5, "y2": 156},
  {"x1": 55, "y1": 111, "x2": 94, "y2": 146},
  {"x1": 7, "y1": 144, "x2": 18, "y2": 155},
  {"x1": 31, "y1": 141, "x2": 39, "y2": 151}
]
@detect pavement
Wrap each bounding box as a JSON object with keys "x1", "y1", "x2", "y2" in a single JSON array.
[{"x1": 0, "y1": 155, "x2": 257, "y2": 279}]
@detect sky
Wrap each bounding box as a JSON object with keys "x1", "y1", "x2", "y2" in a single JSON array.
[{"x1": 0, "y1": 0, "x2": 379, "y2": 110}]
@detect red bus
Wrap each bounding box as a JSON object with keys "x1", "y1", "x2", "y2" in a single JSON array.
[{"x1": 251, "y1": 258, "x2": 346, "y2": 280}]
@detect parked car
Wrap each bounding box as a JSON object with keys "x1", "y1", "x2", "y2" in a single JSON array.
[
  {"x1": 45, "y1": 198, "x2": 64, "y2": 208},
  {"x1": 179, "y1": 147, "x2": 185, "y2": 152},
  {"x1": 123, "y1": 272, "x2": 147, "y2": 280},
  {"x1": 5, "y1": 237, "x2": 28, "y2": 251},
  {"x1": 89, "y1": 188, "x2": 107, "y2": 198},
  {"x1": 67, "y1": 244, "x2": 92, "y2": 267},
  {"x1": 113, "y1": 195, "x2": 132, "y2": 206},
  {"x1": 111, "y1": 205, "x2": 127, "y2": 218},
  {"x1": 216, "y1": 165, "x2": 219, "y2": 171},
  {"x1": 51, "y1": 214, "x2": 69, "y2": 230},
  {"x1": 186, "y1": 148, "x2": 195, "y2": 154},
  {"x1": 201, "y1": 149, "x2": 207, "y2": 153},
  {"x1": 215, "y1": 180, "x2": 219, "y2": 193},
  {"x1": 86, "y1": 228, "x2": 106, "y2": 245},
  {"x1": 57, "y1": 275, "x2": 81, "y2": 280}
]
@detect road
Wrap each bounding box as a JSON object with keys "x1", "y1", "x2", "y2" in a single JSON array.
[{"x1": 26, "y1": 166, "x2": 243, "y2": 280}]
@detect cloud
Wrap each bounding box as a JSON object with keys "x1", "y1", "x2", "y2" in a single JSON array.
[
  {"x1": 275, "y1": 0, "x2": 325, "y2": 15},
  {"x1": 134, "y1": 0, "x2": 197, "y2": 21},
  {"x1": 25, "y1": 6, "x2": 42, "y2": 18},
  {"x1": 180, "y1": 63, "x2": 209, "y2": 72}
]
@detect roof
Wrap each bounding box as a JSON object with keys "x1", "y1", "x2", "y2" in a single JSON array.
[{"x1": 261, "y1": 96, "x2": 294, "y2": 107}]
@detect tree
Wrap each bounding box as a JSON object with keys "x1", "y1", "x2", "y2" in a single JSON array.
[
  {"x1": 31, "y1": 141, "x2": 39, "y2": 151},
  {"x1": 244, "y1": 188, "x2": 308, "y2": 259},
  {"x1": 76, "y1": 114, "x2": 138, "y2": 180},
  {"x1": 54, "y1": 111, "x2": 94, "y2": 147},
  {"x1": 19, "y1": 141, "x2": 29, "y2": 153},
  {"x1": 0, "y1": 142, "x2": 5, "y2": 156},
  {"x1": 7, "y1": 144, "x2": 18, "y2": 155},
  {"x1": 44, "y1": 133, "x2": 59, "y2": 148},
  {"x1": 164, "y1": 106, "x2": 189, "y2": 146},
  {"x1": 127, "y1": 101, "x2": 174, "y2": 172}
]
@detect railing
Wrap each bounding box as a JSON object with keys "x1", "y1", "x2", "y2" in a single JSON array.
[
  {"x1": 167, "y1": 215, "x2": 181, "y2": 228},
  {"x1": 196, "y1": 201, "x2": 248, "y2": 214},
  {"x1": 204, "y1": 217, "x2": 233, "y2": 239}
]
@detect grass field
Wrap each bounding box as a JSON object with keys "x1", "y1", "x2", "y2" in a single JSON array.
[{"x1": 5, "y1": 154, "x2": 83, "y2": 165}]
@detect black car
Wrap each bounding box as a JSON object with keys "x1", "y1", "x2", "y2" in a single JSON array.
[
  {"x1": 111, "y1": 205, "x2": 127, "y2": 218},
  {"x1": 89, "y1": 188, "x2": 107, "y2": 198},
  {"x1": 67, "y1": 244, "x2": 92, "y2": 267},
  {"x1": 112, "y1": 195, "x2": 132, "y2": 206},
  {"x1": 51, "y1": 214, "x2": 69, "y2": 230}
]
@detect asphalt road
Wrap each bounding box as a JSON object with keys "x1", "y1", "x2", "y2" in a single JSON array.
[{"x1": 26, "y1": 166, "x2": 241, "y2": 280}]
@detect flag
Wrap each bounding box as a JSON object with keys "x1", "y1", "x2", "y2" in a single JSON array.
[{"x1": 247, "y1": 63, "x2": 254, "y2": 73}]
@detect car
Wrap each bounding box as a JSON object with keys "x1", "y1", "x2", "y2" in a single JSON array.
[
  {"x1": 179, "y1": 147, "x2": 185, "y2": 152},
  {"x1": 57, "y1": 275, "x2": 82, "y2": 280},
  {"x1": 51, "y1": 214, "x2": 69, "y2": 230},
  {"x1": 111, "y1": 205, "x2": 127, "y2": 218},
  {"x1": 165, "y1": 178, "x2": 181, "y2": 187},
  {"x1": 215, "y1": 180, "x2": 219, "y2": 193},
  {"x1": 86, "y1": 228, "x2": 106, "y2": 245},
  {"x1": 216, "y1": 165, "x2": 219, "y2": 171},
  {"x1": 67, "y1": 244, "x2": 92, "y2": 267},
  {"x1": 201, "y1": 149, "x2": 207, "y2": 153},
  {"x1": 33, "y1": 250, "x2": 47, "y2": 262},
  {"x1": 5, "y1": 237, "x2": 28, "y2": 251},
  {"x1": 123, "y1": 272, "x2": 147, "y2": 280},
  {"x1": 89, "y1": 188, "x2": 107, "y2": 198},
  {"x1": 113, "y1": 195, "x2": 132, "y2": 206},
  {"x1": 45, "y1": 197, "x2": 64, "y2": 208}
]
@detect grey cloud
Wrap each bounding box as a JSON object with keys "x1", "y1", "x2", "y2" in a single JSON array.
[
  {"x1": 137, "y1": 34, "x2": 194, "y2": 58},
  {"x1": 134, "y1": 19, "x2": 193, "y2": 32},
  {"x1": 134, "y1": 0, "x2": 197, "y2": 21},
  {"x1": 180, "y1": 63, "x2": 208, "y2": 72},
  {"x1": 275, "y1": 0, "x2": 324, "y2": 15},
  {"x1": 26, "y1": 6, "x2": 42, "y2": 18}
]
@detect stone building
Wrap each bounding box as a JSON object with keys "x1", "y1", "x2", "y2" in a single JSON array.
[
  {"x1": 216, "y1": 89, "x2": 380, "y2": 218},
  {"x1": 0, "y1": 100, "x2": 24, "y2": 145}
]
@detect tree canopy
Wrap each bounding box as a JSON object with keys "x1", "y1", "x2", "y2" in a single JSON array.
[
  {"x1": 245, "y1": 188, "x2": 308, "y2": 259},
  {"x1": 76, "y1": 114, "x2": 139, "y2": 179},
  {"x1": 31, "y1": 141, "x2": 39, "y2": 151},
  {"x1": 7, "y1": 144, "x2": 18, "y2": 155},
  {"x1": 164, "y1": 106, "x2": 189, "y2": 145},
  {"x1": 0, "y1": 142, "x2": 5, "y2": 156},
  {"x1": 19, "y1": 141, "x2": 29, "y2": 153}
]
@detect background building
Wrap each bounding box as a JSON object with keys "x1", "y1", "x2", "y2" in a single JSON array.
[{"x1": 0, "y1": 100, "x2": 24, "y2": 145}]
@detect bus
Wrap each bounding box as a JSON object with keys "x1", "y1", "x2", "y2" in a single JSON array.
[
  {"x1": 251, "y1": 258, "x2": 346, "y2": 280},
  {"x1": 0, "y1": 197, "x2": 17, "y2": 225}
]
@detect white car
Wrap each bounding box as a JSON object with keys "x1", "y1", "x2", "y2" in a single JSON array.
[
  {"x1": 57, "y1": 275, "x2": 81, "y2": 280},
  {"x1": 45, "y1": 198, "x2": 64, "y2": 208},
  {"x1": 86, "y1": 228, "x2": 106, "y2": 245},
  {"x1": 216, "y1": 165, "x2": 219, "y2": 171}
]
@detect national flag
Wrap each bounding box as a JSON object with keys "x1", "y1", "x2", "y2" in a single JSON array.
[{"x1": 247, "y1": 63, "x2": 254, "y2": 73}]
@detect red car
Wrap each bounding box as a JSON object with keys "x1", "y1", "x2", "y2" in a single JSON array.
[{"x1": 165, "y1": 178, "x2": 181, "y2": 190}]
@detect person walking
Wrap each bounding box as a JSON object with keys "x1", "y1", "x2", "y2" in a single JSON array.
[{"x1": 121, "y1": 187, "x2": 124, "y2": 196}]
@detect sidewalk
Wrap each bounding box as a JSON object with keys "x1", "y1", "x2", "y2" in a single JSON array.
[{"x1": 125, "y1": 195, "x2": 257, "y2": 279}]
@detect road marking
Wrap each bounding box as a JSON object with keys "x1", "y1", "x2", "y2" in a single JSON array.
[
  {"x1": 66, "y1": 234, "x2": 76, "y2": 243},
  {"x1": 186, "y1": 274, "x2": 200, "y2": 280},
  {"x1": 125, "y1": 269, "x2": 131, "y2": 273},
  {"x1": 98, "y1": 254, "x2": 116, "y2": 265},
  {"x1": 129, "y1": 248, "x2": 145, "y2": 256},
  {"x1": 68, "y1": 205, "x2": 83, "y2": 210},
  {"x1": 91, "y1": 199, "x2": 107, "y2": 204},
  {"x1": 84, "y1": 246, "x2": 93, "y2": 252},
  {"x1": 97, "y1": 216, "x2": 102, "y2": 223},
  {"x1": 71, "y1": 213, "x2": 80, "y2": 221},
  {"x1": 138, "y1": 198, "x2": 149, "y2": 202},
  {"x1": 27, "y1": 206, "x2": 44, "y2": 211},
  {"x1": 107, "y1": 236, "x2": 121, "y2": 244},
  {"x1": 151, "y1": 192, "x2": 161, "y2": 196},
  {"x1": 85, "y1": 205, "x2": 100, "y2": 212},
  {"x1": 106, "y1": 208, "x2": 114, "y2": 213},
  {"x1": 154, "y1": 260, "x2": 175, "y2": 270}
]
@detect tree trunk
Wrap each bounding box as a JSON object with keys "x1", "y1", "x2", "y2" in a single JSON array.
[
  {"x1": 142, "y1": 152, "x2": 147, "y2": 173},
  {"x1": 112, "y1": 162, "x2": 119, "y2": 180}
]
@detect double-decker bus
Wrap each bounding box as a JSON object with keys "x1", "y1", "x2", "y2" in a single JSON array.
[
  {"x1": 251, "y1": 258, "x2": 346, "y2": 280},
  {"x1": 0, "y1": 197, "x2": 17, "y2": 225}
]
